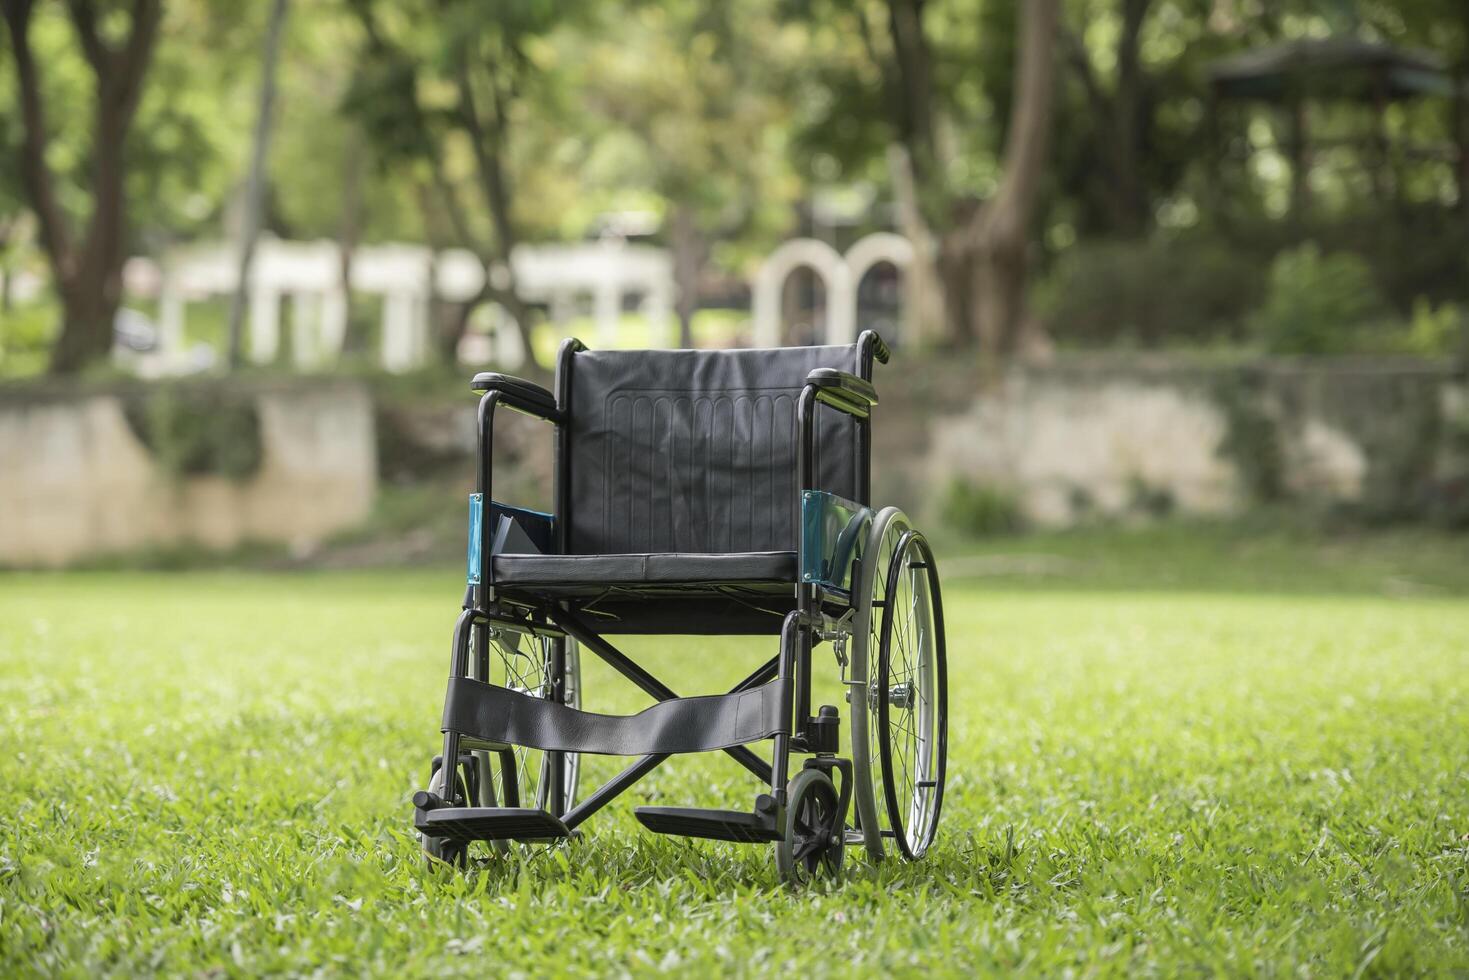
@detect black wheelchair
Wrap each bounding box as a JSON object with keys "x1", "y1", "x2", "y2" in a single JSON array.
[{"x1": 413, "y1": 331, "x2": 947, "y2": 882}]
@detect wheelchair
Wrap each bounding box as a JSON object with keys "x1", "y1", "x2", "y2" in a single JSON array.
[{"x1": 412, "y1": 330, "x2": 948, "y2": 882}]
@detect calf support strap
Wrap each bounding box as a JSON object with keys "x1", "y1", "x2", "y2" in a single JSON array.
[{"x1": 441, "y1": 677, "x2": 787, "y2": 756}]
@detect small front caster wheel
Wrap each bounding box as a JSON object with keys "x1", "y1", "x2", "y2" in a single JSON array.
[
  {"x1": 420, "y1": 757, "x2": 469, "y2": 869},
  {"x1": 775, "y1": 769, "x2": 845, "y2": 884}
]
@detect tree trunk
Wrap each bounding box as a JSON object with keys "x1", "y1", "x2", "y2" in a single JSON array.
[
  {"x1": 1459, "y1": 7, "x2": 1469, "y2": 221},
  {"x1": 1060, "y1": 0, "x2": 1151, "y2": 236},
  {"x1": 964, "y1": 0, "x2": 1059, "y2": 356},
  {"x1": 0, "y1": 217, "x2": 17, "y2": 314},
  {"x1": 455, "y1": 67, "x2": 537, "y2": 362},
  {"x1": 879, "y1": 0, "x2": 1056, "y2": 355},
  {"x1": 1453, "y1": 61, "x2": 1469, "y2": 221},
  {"x1": 226, "y1": 0, "x2": 291, "y2": 369},
  {"x1": 885, "y1": 0, "x2": 939, "y2": 186},
  {"x1": 886, "y1": 142, "x2": 946, "y2": 344},
  {"x1": 336, "y1": 128, "x2": 363, "y2": 354},
  {"x1": 669, "y1": 202, "x2": 705, "y2": 348},
  {"x1": 1286, "y1": 96, "x2": 1309, "y2": 223},
  {"x1": 970, "y1": 233, "x2": 1030, "y2": 356},
  {"x1": 1110, "y1": 0, "x2": 1150, "y2": 235},
  {"x1": 435, "y1": 292, "x2": 477, "y2": 365},
  {"x1": 60, "y1": 72, "x2": 133, "y2": 372},
  {"x1": 2, "y1": 0, "x2": 161, "y2": 375},
  {"x1": 50, "y1": 277, "x2": 118, "y2": 371},
  {"x1": 935, "y1": 205, "x2": 978, "y2": 344}
]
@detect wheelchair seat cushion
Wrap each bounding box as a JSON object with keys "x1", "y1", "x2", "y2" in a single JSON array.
[{"x1": 492, "y1": 551, "x2": 797, "y2": 591}]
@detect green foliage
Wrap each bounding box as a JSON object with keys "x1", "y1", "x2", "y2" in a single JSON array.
[
  {"x1": 1248, "y1": 244, "x2": 1390, "y2": 355},
  {"x1": 1033, "y1": 234, "x2": 1265, "y2": 346},
  {"x1": 0, "y1": 3, "x2": 255, "y2": 242},
  {"x1": 4, "y1": 541, "x2": 1469, "y2": 973},
  {"x1": 1127, "y1": 476, "x2": 1175, "y2": 518},
  {"x1": 1404, "y1": 298, "x2": 1466, "y2": 357},
  {"x1": 0, "y1": 297, "x2": 60, "y2": 374},
  {"x1": 573, "y1": 1, "x2": 800, "y2": 270},
  {"x1": 941, "y1": 479, "x2": 1023, "y2": 536},
  {"x1": 124, "y1": 388, "x2": 263, "y2": 481},
  {"x1": 340, "y1": 0, "x2": 602, "y2": 255},
  {"x1": 1214, "y1": 375, "x2": 1286, "y2": 503},
  {"x1": 7, "y1": 0, "x2": 1469, "y2": 371}
]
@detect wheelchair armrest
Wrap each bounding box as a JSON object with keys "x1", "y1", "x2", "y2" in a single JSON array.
[
  {"x1": 804, "y1": 368, "x2": 878, "y2": 420},
  {"x1": 470, "y1": 373, "x2": 560, "y2": 421}
]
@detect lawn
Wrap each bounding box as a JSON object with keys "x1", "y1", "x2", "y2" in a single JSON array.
[{"x1": 2, "y1": 530, "x2": 1468, "y2": 976}]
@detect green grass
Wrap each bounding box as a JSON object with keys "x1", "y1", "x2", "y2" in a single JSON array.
[
  {"x1": 2, "y1": 537, "x2": 1468, "y2": 975},
  {"x1": 937, "y1": 516, "x2": 1469, "y2": 596}
]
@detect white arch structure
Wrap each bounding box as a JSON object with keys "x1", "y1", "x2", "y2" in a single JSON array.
[
  {"x1": 752, "y1": 233, "x2": 915, "y2": 348},
  {"x1": 122, "y1": 237, "x2": 674, "y2": 374}
]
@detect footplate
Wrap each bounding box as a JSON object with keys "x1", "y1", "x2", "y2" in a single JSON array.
[
  {"x1": 417, "y1": 807, "x2": 570, "y2": 843},
  {"x1": 633, "y1": 806, "x2": 781, "y2": 843}
]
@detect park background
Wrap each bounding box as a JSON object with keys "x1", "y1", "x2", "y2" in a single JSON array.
[{"x1": 3, "y1": 0, "x2": 1469, "y2": 976}]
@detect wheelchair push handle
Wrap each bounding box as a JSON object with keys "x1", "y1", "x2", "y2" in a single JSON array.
[{"x1": 858, "y1": 328, "x2": 891, "y2": 366}]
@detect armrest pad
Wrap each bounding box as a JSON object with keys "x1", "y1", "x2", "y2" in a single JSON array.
[
  {"x1": 470, "y1": 373, "x2": 559, "y2": 420},
  {"x1": 805, "y1": 368, "x2": 878, "y2": 419}
]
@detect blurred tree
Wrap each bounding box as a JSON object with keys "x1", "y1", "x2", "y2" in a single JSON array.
[
  {"x1": 344, "y1": 0, "x2": 592, "y2": 362},
  {"x1": 0, "y1": 39, "x2": 24, "y2": 313},
  {"x1": 2, "y1": 0, "x2": 161, "y2": 374},
  {"x1": 224, "y1": 0, "x2": 288, "y2": 370},
  {"x1": 579, "y1": 0, "x2": 799, "y2": 346},
  {"x1": 1359, "y1": 0, "x2": 1469, "y2": 215},
  {"x1": 896, "y1": 0, "x2": 1061, "y2": 355},
  {"x1": 789, "y1": 0, "x2": 1060, "y2": 357},
  {"x1": 1061, "y1": 0, "x2": 1160, "y2": 236}
]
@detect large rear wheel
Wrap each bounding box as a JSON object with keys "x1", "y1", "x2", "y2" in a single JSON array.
[
  {"x1": 875, "y1": 530, "x2": 947, "y2": 859},
  {"x1": 849, "y1": 507, "x2": 948, "y2": 861}
]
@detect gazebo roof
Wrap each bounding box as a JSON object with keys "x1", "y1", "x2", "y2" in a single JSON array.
[{"x1": 1208, "y1": 37, "x2": 1459, "y2": 102}]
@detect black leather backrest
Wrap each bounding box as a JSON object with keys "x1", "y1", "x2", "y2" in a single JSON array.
[{"x1": 565, "y1": 345, "x2": 862, "y2": 555}]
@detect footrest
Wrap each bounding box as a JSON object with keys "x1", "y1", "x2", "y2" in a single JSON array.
[
  {"x1": 634, "y1": 806, "x2": 781, "y2": 843},
  {"x1": 418, "y1": 807, "x2": 569, "y2": 843}
]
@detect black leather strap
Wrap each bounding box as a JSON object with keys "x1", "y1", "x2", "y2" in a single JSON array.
[{"x1": 442, "y1": 677, "x2": 788, "y2": 755}]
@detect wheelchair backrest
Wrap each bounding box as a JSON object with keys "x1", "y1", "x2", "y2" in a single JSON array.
[{"x1": 563, "y1": 344, "x2": 866, "y2": 556}]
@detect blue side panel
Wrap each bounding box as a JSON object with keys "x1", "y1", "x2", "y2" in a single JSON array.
[
  {"x1": 801, "y1": 490, "x2": 872, "y2": 593},
  {"x1": 467, "y1": 494, "x2": 484, "y2": 585},
  {"x1": 469, "y1": 496, "x2": 557, "y2": 584}
]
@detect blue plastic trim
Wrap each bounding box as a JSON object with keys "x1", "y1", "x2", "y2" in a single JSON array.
[
  {"x1": 467, "y1": 493, "x2": 484, "y2": 585},
  {"x1": 469, "y1": 497, "x2": 557, "y2": 584},
  {"x1": 800, "y1": 490, "x2": 872, "y2": 592}
]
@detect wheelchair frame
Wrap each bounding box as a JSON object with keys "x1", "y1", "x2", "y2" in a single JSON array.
[{"x1": 413, "y1": 330, "x2": 946, "y2": 878}]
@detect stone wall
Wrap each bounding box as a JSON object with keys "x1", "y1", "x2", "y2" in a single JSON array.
[
  {"x1": 0, "y1": 381, "x2": 376, "y2": 566},
  {"x1": 897, "y1": 355, "x2": 1469, "y2": 527},
  {"x1": 3, "y1": 354, "x2": 1462, "y2": 569},
  {"x1": 363, "y1": 354, "x2": 1469, "y2": 534}
]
